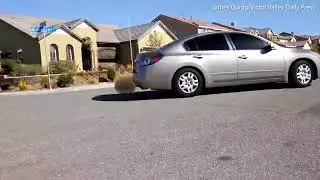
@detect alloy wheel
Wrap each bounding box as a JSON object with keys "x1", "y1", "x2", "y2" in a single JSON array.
[
  {"x1": 178, "y1": 72, "x2": 199, "y2": 94},
  {"x1": 296, "y1": 64, "x2": 312, "y2": 85}
]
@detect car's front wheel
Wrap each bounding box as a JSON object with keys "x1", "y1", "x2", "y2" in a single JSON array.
[
  {"x1": 290, "y1": 60, "x2": 313, "y2": 88},
  {"x1": 172, "y1": 68, "x2": 204, "y2": 97}
]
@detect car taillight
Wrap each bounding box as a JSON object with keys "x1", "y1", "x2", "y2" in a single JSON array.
[{"x1": 141, "y1": 53, "x2": 163, "y2": 66}]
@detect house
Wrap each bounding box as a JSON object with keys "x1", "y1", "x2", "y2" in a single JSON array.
[
  {"x1": 244, "y1": 27, "x2": 275, "y2": 40},
  {"x1": 276, "y1": 34, "x2": 296, "y2": 43},
  {"x1": 311, "y1": 36, "x2": 320, "y2": 45},
  {"x1": 0, "y1": 14, "x2": 105, "y2": 71},
  {"x1": 283, "y1": 41, "x2": 311, "y2": 50},
  {"x1": 110, "y1": 21, "x2": 177, "y2": 65},
  {"x1": 152, "y1": 14, "x2": 244, "y2": 39}
]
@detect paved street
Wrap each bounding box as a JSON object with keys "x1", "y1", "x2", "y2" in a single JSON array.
[{"x1": 0, "y1": 81, "x2": 319, "y2": 180}]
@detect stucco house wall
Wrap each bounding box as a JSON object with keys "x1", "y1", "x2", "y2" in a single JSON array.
[
  {"x1": 303, "y1": 43, "x2": 311, "y2": 50},
  {"x1": 0, "y1": 20, "x2": 41, "y2": 64},
  {"x1": 138, "y1": 24, "x2": 175, "y2": 52},
  {"x1": 72, "y1": 22, "x2": 99, "y2": 70},
  {"x1": 39, "y1": 29, "x2": 83, "y2": 70}
]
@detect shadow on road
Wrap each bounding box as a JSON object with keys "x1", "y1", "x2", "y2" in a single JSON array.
[{"x1": 92, "y1": 83, "x2": 292, "y2": 102}]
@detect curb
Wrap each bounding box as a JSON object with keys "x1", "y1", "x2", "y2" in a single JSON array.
[{"x1": 0, "y1": 83, "x2": 115, "y2": 96}]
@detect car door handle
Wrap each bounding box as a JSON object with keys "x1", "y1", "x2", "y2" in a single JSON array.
[
  {"x1": 193, "y1": 55, "x2": 203, "y2": 59},
  {"x1": 238, "y1": 55, "x2": 248, "y2": 59}
]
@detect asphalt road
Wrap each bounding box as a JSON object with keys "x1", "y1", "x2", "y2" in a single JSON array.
[{"x1": 0, "y1": 81, "x2": 319, "y2": 180}]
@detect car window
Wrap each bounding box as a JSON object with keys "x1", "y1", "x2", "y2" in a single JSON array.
[
  {"x1": 184, "y1": 34, "x2": 229, "y2": 51},
  {"x1": 229, "y1": 33, "x2": 269, "y2": 50}
]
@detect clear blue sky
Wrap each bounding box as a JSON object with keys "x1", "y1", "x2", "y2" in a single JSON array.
[{"x1": 1, "y1": 0, "x2": 319, "y2": 35}]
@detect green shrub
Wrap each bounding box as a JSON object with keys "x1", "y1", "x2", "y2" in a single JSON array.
[
  {"x1": 40, "y1": 76, "x2": 50, "y2": 88},
  {"x1": 50, "y1": 61, "x2": 77, "y2": 74},
  {"x1": 57, "y1": 73, "x2": 74, "y2": 88},
  {"x1": 107, "y1": 68, "x2": 116, "y2": 81},
  {"x1": 17, "y1": 64, "x2": 43, "y2": 76},
  {"x1": 1, "y1": 59, "x2": 20, "y2": 75},
  {"x1": 117, "y1": 64, "x2": 126, "y2": 74},
  {"x1": 18, "y1": 81, "x2": 29, "y2": 91}
]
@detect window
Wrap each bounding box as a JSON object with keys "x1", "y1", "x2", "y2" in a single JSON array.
[
  {"x1": 229, "y1": 33, "x2": 269, "y2": 50},
  {"x1": 66, "y1": 45, "x2": 74, "y2": 61},
  {"x1": 50, "y1": 44, "x2": 59, "y2": 61},
  {"x1": 184, "y1": 34, "x2": 229, "y2": 51}
]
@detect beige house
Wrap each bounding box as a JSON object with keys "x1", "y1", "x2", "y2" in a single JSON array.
[
  {"x1": 244, "y1": 27, "x2": 275, "y2": 40},
  {"x1": 284, "y1": 41, "x2": 311, "y2": 50},
  {"x1": 0, "y1": 14, "x2": 100, "y2": 71},
  {"x1": 112, "y1": 21, "x2": 177, "y2": 65}
]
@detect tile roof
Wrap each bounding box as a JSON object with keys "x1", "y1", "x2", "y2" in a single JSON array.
[
  {"x1": 113, "y1": 21, "x2": 176, "y2": 43},
  {"x1": 96, "y1": 24, "x2": 120, "y2": 43},
  {"x1": 114, "y1": 22, "x2": 154, "y2": 42},
  {"x1": 276, "y1": 34, "x2": 293, "y2": 40},
  {"x1": 155, "y1": 14, "x2": 244, "y2": 32},
  {"x1": 0, "y1": 13, "x2": 65, "y2": 38},
  {"x1": 244, "y1": 27, "x2": 271, "y2": 35},
  {"x1": 285, "y1": 40, "x2": 309, "y2": 47},
  {"x1": 0, "y1": 14, "x2": 101, "y2": 41}
]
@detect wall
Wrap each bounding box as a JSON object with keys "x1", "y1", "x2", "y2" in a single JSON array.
[
  {"x1": 138, "y1": 24, "x2": 175, "y2": 52},
  {"x1": 39, "y1": 29, "x2": 82, "y2": 70},
  {"x1": 0, "y1": 20, "x2": 41, "y2": 64},
  {"x1": 303, "y1": 43, "x2": 311, "y2": 50},
  {"x1": 72, "y1": 22, "x2": 99, "y2": 70},
  {"x1": 117, "y1": 41, "x2": 139, "y2": 65},
  {"x1": 154, "y1": 15, "x2": 198, "y2": 39}
]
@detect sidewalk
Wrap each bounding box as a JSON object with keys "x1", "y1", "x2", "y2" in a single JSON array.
[{"x1": 0, "y1": 83, "x2": 114, "y2": 96}]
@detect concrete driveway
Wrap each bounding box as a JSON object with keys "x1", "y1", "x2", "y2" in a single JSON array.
[{"x1": 0, "y1": 81, "x2": 319, "y2": 180}]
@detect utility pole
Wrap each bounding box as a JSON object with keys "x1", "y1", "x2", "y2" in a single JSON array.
[{"x1": 128, "y1": 17, "x2": 134, "y2": 68}]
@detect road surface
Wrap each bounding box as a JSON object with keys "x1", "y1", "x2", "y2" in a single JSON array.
[{"x1": 0, "y1": 81, "x2": 319, "y2": 179}]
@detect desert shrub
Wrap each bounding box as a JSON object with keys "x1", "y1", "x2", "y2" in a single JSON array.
[
  {"x1": 98, "y1": 72, "x2": 109, "y2": 82},
  {"x1": 126, "y1": 64, "x2": 133, "y2": 73},
  {"x1": 40, "y1": 76, "x2": 50, "y2": 88},
  {"x1": 117, "y1": 65, "x2": 126, "y2": 74},
  {"x1": 50, "y1": 61, "x2": 77, "y2": 74},
  {"x1": 114, "y1": 74, "x2": 136, "y2": 93},
  {"x1": 57, "y1": 73, "x2": 74, "y2": 88},
  {"x1": 88, "y1": 79, "x2": 98, "y2": 84},
  {"x1": 17, "y1": 64, "x2": 43, "y2": 76},
  {"x1": 107, "y1": 68, "x2": 116, "y2": 81},
  {"x1": 18, "y1": 81, "x2": 29, "y2": 91},
  {"x1": 1, "y1": 59, "x2": 20, "y2": 75}
]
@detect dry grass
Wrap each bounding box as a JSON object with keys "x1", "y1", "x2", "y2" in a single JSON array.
[{"x1": 114, "y1": 73, "x2": 136, "y2": 93}]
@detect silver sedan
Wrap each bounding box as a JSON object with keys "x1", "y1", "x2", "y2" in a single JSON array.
[{"x1": 134, "y1": 32, "x2": 320, "y2": 97}]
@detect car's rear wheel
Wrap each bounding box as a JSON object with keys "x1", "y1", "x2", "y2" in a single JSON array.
[
  {"x1": 290, "y1": 60, "x2": 313, "y2": 88},
  {"x1": 172, "y1": 68, "x2": 204, "y2": 97}
]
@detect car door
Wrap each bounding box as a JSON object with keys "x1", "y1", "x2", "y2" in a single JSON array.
[
  {"x1": 184, "y1": 34, "x2": 238, "y2": 85},
  {"x1": 228, "y1": 33, "x2": 285, "y2": 81}
]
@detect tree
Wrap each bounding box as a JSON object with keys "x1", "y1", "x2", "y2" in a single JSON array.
[
  {"x1": 82, "y1": 37, "x2": 93, "y2": 51},
  {"x1": 311, "y1": 44, "x2": 320, "y2": 53},
  {"x1": 146, "y1": 31, "x2": 163, "y2": 49}
]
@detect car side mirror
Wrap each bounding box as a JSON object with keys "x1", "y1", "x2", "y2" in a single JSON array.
[{"x1": 264, "y1": 44, "x2": 276, "y2": 51}]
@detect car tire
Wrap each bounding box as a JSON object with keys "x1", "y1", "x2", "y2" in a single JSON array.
[
  {"x1": 289, "y1": 60, "x2": 313, "y2": 88},
  {"x1": 172, "y1": 68, "x2": 204, "y2": 97}
]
